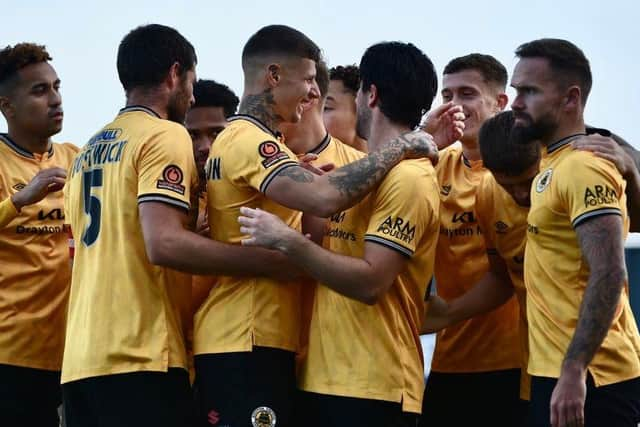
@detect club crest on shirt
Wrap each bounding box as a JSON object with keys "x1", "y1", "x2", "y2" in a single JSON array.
[
  {"x1": 251, "y1": 406, "x2": 276, "y2": 427},
  {"x1": 156, "y1": 164, "x2": 185, "y2": 195},
  {"x1": 258, "y1": 141, "x2": 289, "y2": 168},
  {"x1": 536, "y1": 169, "x2": 553, "y2": 193}
]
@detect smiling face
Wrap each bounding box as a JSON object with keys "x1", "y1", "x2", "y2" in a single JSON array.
[
  {"x1": 441, "y1": 69, "x2": 504, "y2": 145},
  {"x1": 2, "y1": 61, "x2": 63, "y2": 138},
  {"x1": 272, "y1": 57, "x2": 319, "y2": 124}
]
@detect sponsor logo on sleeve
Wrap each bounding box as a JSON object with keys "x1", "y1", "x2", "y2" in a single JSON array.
[
  {"x1": 259, "y1": 141, "x2": 289, "y2": 168},
  {"x1": 377, "y1": 215, "x2": 416, "y2": 244},
  {"x1": 157, "y1": 165, "x2": 186, "y2": 195},
  {"x1": 584, "y1": 184, "x2": 618, "y2": 208}
]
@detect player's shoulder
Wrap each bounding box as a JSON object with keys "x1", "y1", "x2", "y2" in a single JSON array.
[
  {"x1": 556, "y1": 145, "x2": 619, "y2": 176},
  {"x1": 437, "y1": 144, "x2": 463, "y2": 164},
  {"x1": 383, "y1": 159, "x2": 437, "y2": 192},
  {"x1": 329, "y1": 136, "x2": 367, "y2": 163}
]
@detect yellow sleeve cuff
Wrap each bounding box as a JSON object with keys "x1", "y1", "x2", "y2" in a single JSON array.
[{"x1": 0, "y1": 197, "x2": 19, "y2": 229}]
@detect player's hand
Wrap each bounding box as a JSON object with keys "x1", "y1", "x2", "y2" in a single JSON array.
[
  {"x1": 298, "y1": 153, "x2": 335, "y2": 175},
  {"x1": 238, "y1": 207, "x2": 297, "y2": 251},
  {"x1": 11, "y1": 167, "x2": 67, "y2": 211},
  {"x1": 421, "y1": 295, "x2": 453, "y2": 334},
  {"x1": 550, "y1": 364, "x2": 586, "y2": 427},
  {"x1": 396, "y1": 130, "x2": 439, "y2": 165},
  {"x1": 419, "y1": 102, "x2": 465, "y2": 150},
  {"x1": 196, "y1": 210, "x2": 210, "y2": 237},
  {"x1": 572, "y1": 134, "x2": 635, "y2": 178}
]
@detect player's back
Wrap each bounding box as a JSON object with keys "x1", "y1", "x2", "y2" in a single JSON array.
[
  {"x1": 195, "y1": 115, "x2": 303, "y2": 355},
  {"x1": 62, "y1": 106, "x2": 197, "y2": 384}
]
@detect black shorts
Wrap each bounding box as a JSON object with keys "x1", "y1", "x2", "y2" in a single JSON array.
[
  {"x1": 0, "y1": 363, "x2": 61, "y2": 427},
  {"x1": 62, "y1": 368, "x2": 194, "y2": 427},
  {"x1": 194, "y1": 346, "x2": 296, "y2": 427},
  {"x1": 296, "y1": 390, "x2": 419, "y2": 427},
  {"x1": 529, "y1": 374, "x2": 640, "y2": 427},
  {"x1": 420, "y1": 369, "x2": 523, "y2": 427}
]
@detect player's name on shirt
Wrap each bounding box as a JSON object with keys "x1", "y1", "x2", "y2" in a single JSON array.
[{"x1": 69, "y1": 129, "x2": 128, "y2": 176}]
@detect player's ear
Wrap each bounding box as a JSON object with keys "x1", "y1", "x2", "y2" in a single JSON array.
[
  {"x1": 367, "y1": 84, "x2": 379, "y2": 108},
  {"x1": 0, "y1": 96, "x2": 15, "y2": 119},
  {"x1": 165, "y1": 62, "x2": 182, "y2": 90},
  {"x1": 564, "y1": 85, "x2": 581, "y2": 112},
  {"x1": 496, "y1": 93, "x2": 509, "y2": 111},
  {"x1": 266, "y1": 64, "x2": 281, "y2": 88}
]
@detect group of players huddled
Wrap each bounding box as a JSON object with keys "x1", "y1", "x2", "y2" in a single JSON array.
[{"x1": 1, "y1": 23, "x2": 639, "y2": 427}]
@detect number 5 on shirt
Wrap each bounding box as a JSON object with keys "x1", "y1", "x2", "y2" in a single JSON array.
[{"x1": 82, "y1": 168, "x2": 103, "y2": 246}]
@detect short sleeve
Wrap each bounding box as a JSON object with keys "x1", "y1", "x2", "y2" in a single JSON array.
[
  {"x1": 231, "y1": 132, "x2": 298, "y2": 194},
  {"x1": 364, "y1": 164, "x2": 435, "y2": 257},
  {"x1": 558, "y1": 153, "x2": 625, "y2": 228},
  {"x1": 137, "y1": 125, "x2": 198, "y2": 213}
]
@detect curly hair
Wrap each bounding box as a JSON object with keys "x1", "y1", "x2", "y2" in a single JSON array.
[
  {"x1": 329, "y1": 65, "x2": 360, "y2": 95},
  {"x1": 192, "y1": 79, "x2": 239, "y2": 118},
  {"x1": 0, "y1": 43, "x2": 51, "y2": 94}
]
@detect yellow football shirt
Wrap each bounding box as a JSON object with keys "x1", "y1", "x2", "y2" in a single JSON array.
[
  {"x1": 62, "y1": 106, "x2": 198, "y2": 383},
  {"x1": 475, "y1": 173, "x2": 530, "y2": 398},
  {"x1": 299, "y1": 157, "x2": 440, "y2": 414},
  {"x1": 526, "y1": 137, "x2": 640, "y2": 385},
  {"x1": 0, "y1": 197, "x2": 19, "y2": 228},
  {"x1": 0, "y1": 135, "x2": 78, "y2": 370},
  {"x1": 194, "y1": 115, "x2": 302, "y2": 355},
  {"x1": 431, "y1": 146, "x2": 520, "y2": 372}
]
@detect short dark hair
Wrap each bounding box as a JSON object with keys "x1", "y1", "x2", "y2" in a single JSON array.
[
  {"x1": 329, "y1": 65, "x2": 360, "y2": 95},
  {"x1": 117, "y1": 24, "x2": 197, "y2": 93},
  {"x1": 242, "y1": 25, "x2": 320, "y2": 72},
  {"x1": 515, "y1": 38, "x2": 592, "y2": 105},
  {"x1": 316, "y1": 59, "x2": 330, "y2": 98},
  {"x1": 192, "y1": 79, "x2": 239, "y2": 118},
  {"x1": 443, "y1": 53, "x2": 507, "y2": 89},
  {"x1": 0, "y1": 43, "x2": 51, "y2": 95},
  {"x1": 359, "y1": 42, "x2": 437, "y2": 128},
  {"x1": 479, "y1": 111, "x2": 540, "y2": 175}
]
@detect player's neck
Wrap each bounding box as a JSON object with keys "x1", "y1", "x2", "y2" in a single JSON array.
[
  {"x1": 544, "y1": 118, "x2": 586, "y2": 147},
  {"x1": 238, "y1": 88, "x2": 282, "y2": 134},
  {"x1": 460, "y1": 138, "x2": 481, "y2": 161},
  {"x1": 6, "y1": 126, "x2": 51, "y2": 155},
  {"x1": 367, "y1": 116, "x2": 411, "y2": 152},
  {"x1": 125, "y1": 91, "x2": 169, "y2": 120},
  {"x1": 349, "y1": 136, "x2": 368, "y2": 153},
  {"x1": 284, "y1": 115, "x2": 327, "y2": 155}
]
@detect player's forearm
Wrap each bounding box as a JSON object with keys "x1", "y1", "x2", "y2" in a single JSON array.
[
  {"x1": 272, "y1": 135, "x2": 410, "y2": 217},
  {"x1": 624, "y1": 167, "x2": 640, "y2": 232},
  {"x1": 277, "y1": 230, "x2": 386, "y2": 305},
  {"x1": 566, "y1": 216, "x2": 627, "y2": 371},
  {"x1": 563, "y1": 268, "x2": 625, "y2": 373},
  {"x1": 447, "y1": 270, "x2": 515, "y2": 324},
  {"x1": 150, "y1": 229, "x2": 294, "y2": 278},
  {"x1": 0, "y1": 198, "x2": 19, "y2": 229}
]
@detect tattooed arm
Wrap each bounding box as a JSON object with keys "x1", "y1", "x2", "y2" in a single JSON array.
[
  {"x1": 549, "y1": 214, "x2": 626, "y2": 427},
  {"x1": 264, "y1": 132, "x2": 437, "y2": 217}
]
